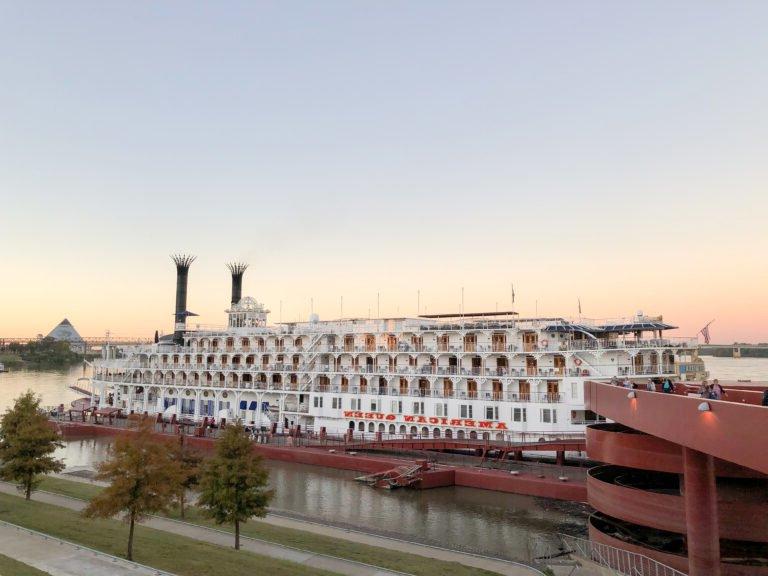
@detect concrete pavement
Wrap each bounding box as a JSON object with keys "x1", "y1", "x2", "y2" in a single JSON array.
[{"x1": 0, "y1": 520, "x2": 172, "y2": 576}]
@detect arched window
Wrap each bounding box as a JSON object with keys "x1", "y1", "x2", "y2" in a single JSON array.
[
  {"x1": 358, "y1": 422, "x2": 365, "y2": 431},
  {"x1": 433, "y1": 428, "x2": 441, "y2": 438},
  {"x1": 388, "y1": 424, "x2": 396, "y2": 434},
  {"x1": 368, "y1": 422, "x2": 375, "y2": 433}
]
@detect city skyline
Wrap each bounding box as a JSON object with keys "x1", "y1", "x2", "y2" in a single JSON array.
[{"x1": 1, "y1": 2, "x2": 766, "y2": 342}]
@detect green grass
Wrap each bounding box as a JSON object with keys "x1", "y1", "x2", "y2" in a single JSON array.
[
  {"x1": 39, "y1": 476, "x2": 102, "y2": 501},
  {"x1": 38, "y1": 476, "x2": 502, "y2": 576},
  {"x1": 0, "y1": 493, "x2": 337, "y2": 576},
  {"x1": 0, "y1": 554, "x2": 50, "y2": 576}
]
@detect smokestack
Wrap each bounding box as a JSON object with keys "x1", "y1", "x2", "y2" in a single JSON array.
[
  {"x1": 227, "y1": 262, "x2": 248, "y2": 306},
  {"x1": 171, "y1": 254, "x2": 196, "y2": 345}
]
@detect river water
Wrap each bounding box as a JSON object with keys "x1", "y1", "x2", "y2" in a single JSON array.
[{"x1": 1, "y1": 357, "x2": 765, "y2": 561}]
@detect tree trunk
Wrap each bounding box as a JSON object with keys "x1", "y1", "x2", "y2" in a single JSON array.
[
  {"x1": 25, "y1": 483, "x2": 31, "y2": 500},
  {"x1": 127, "y1": 515, "x2": 135, "y2": 561},
  {"x1": 180, "y1": 491, "x2": 185, "y2": 519},
  {"x1": 235, "y1": 518, "x2": 240, "y2": 550}
]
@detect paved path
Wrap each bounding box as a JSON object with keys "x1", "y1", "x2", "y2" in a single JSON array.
[
  {"x1": 52, "y1": 472, "x2": 540, "y2": 575},
  {"x1": 0, "y1": 520, "x2": 170, "y2": 576}
]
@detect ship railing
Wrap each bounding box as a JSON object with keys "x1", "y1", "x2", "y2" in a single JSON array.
[
  {"x1": 166, "y1": 338, "x2": 697, "y2": 356},
  {"x1": 127, "y1": 362, "x2": 678, "y2": 380},
  {"x1": 555, "y1": 533, "x2": 686, "y2": 576}
]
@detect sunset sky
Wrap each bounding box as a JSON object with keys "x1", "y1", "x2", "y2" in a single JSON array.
[{"x1": 1, "y1": 2, "x2": 766, "y2": 343}]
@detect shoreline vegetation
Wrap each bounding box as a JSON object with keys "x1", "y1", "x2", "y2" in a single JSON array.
[
  {"x1": 0, "y1": 338, "x2": 87, "y2": 370},
  {"x1": 701, "y1": 346, "x2": 768, "y2": 358},
  {"x1": 33, "y1": 476, "x2": 499, "y2": 576}
]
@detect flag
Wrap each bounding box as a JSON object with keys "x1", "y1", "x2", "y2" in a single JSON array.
[
  {"x1": 511, "y1": 284, "x2": 515, "y2": 305},
  {"x1": 578, "y1": 298, "x2": 582, "y2": 315},
  {"x1": 699, "y1": 320, "x2": 714, "y2": 344}
]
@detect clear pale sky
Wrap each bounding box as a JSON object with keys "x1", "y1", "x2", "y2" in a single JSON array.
[{"x1": 1, "y1": 2, "x2": 766, "y2": 343}]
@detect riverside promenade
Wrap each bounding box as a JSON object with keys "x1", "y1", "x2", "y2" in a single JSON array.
[
  {"x1": 0, "y1": 479, "x2": 540, "y2": 576},
  {"x1": 0, "y1": 520, "x2": 171, "y2": 576}
]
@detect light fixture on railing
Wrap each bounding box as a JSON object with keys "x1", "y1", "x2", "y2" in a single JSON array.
[
  {"x1": 627, "y1": 391, "x2": 637, "y2": 399},
  {"x1": 698, "y1": 402, "x2": 711, "y2": 412}
]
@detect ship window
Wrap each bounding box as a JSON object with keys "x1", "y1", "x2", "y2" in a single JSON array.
[
  {"x1": 413, "y1": 401, "x2": 425, "y2": 415},
  {"x1": 460, "y1": 404, "x2": 473, "y2": 419},
  {"x1": 541, "y1": 408, "x2": 557, "y2": 423},
  {"x1": 350, "y1": 398, "x2": 361, "y2": 410},
  {"x1": 391, "y1": 400, "x2": 402, "y2": 414},
  {"x1": 435, "y1": 403, "x2": 448, "y2": 417},
  {"x1": 485, "y1": 406, "x2": 499, "y2": 420},
  {"x1": 313, "y1": 396, "x2": 323, "y2": 408},
  {"x1": 513, "y1": 407, "x2": 527, "y2": 422},
  {"x1": 370, "y1": 400, "x2": 378, "y2": 412}
]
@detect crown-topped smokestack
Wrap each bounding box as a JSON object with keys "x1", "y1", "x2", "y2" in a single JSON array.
[
  {"x1": 172, "y1": 254, "x2": 196, "y2": 345},
  {"x1": 227, "y1": 262, "x2": 248, "y2": 306}
]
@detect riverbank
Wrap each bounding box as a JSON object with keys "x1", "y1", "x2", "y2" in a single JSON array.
[
  {"x1": 0, "y1": 339, "x2": 87, "y2": 370},
  {"x1": 6, "y1": 476, "x2": 532, "y2": 576},
  {"x1": 0, "y1": 488, "x2": 340, "y2": 576}
]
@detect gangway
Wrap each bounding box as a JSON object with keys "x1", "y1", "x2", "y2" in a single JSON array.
[
  {"x1": 355, "y1": 462, "x2": 426, "y2": 489},
  {"x1": 69, "y1": 377, "x2": 95, "y2": 397}
]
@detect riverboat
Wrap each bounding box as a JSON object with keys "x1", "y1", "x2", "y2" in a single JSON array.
[{"x1": 88, "y1": 257, "x2": 707, "y2": 440}]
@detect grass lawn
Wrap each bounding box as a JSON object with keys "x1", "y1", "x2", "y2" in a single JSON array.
[
  {"x1": 38, "y1": 476, "x2": 502, "y2": 576},
  {"x1": 39, "y1": 476, "x2": 102, "y2": 501},
  {"x1": 0, "y1": 553, "x2": 50, "y2": 576},
  {"x1": 0, "y1": 493, "x2": 337, "y2": 576}
]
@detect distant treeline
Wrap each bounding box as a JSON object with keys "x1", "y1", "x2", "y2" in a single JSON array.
[
  {"x1": 700, "y1": 346, "x2": 768, "y2": 358},
  {"x1": 0, "y1": 338, "x2": 85, "y2": 369}
]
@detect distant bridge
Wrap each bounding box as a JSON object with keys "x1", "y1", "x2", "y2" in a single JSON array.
[
  {"x1": 0, "y1": 336, "x2": 151, "y2": 347},
  {"x1": 700, "y1": 344, "x2": 768, "y2": 358}
]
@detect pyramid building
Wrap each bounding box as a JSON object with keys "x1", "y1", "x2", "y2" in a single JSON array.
[{"x1": 47, "y1": 319, "x2": 86, "y2": 353}]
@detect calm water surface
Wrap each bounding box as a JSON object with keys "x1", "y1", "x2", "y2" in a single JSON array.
[{"x1": 1, "y1": 357, "x2": 766, "y2": 560}]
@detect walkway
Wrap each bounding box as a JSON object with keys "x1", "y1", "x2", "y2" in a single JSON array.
[
  {"x1": 0, "y1": 520, "x2": 171, "y2": 576},
  {"x1": 1, "y1": 481, "x2": 539, "y2": 576}
]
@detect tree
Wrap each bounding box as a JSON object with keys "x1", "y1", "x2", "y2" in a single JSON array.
[
  {"x1": 170, "y1": 435, "x2": 202, "y2": 519},
  {"x1": 198, "y1": 423, "x2": 273, "y2": 550},
  {"x1": 0, "y1": 390, "x2": 64, "y2": 500},
  {"x1": 83, "y1": 419, "x2": 182, "y2": 560}
]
